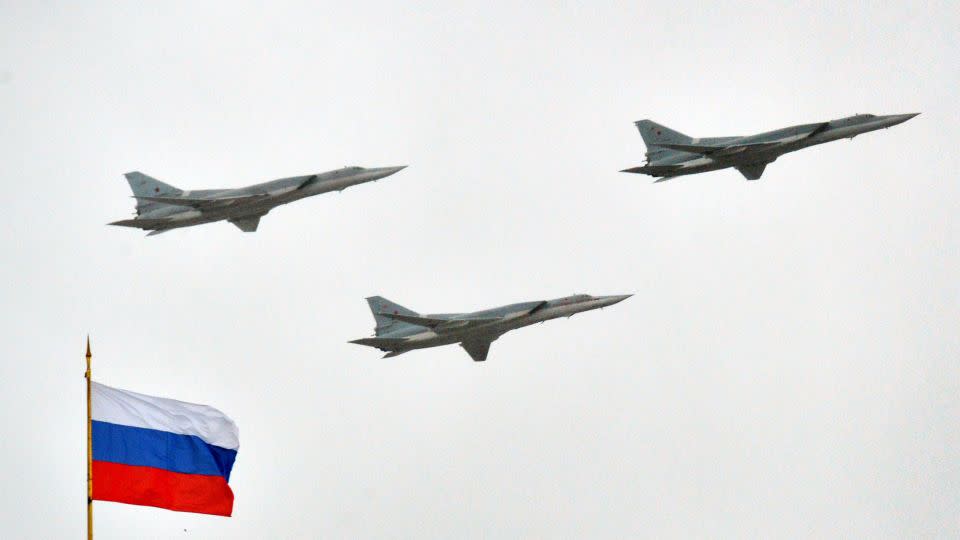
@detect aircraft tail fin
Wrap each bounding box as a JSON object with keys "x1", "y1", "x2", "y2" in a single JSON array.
[
  {"x1": 634, "y1": 120, "x2": 693, "y2": 147},
  {"x1": 124, "y1": 172, "x2": 183, "y2": 214},
  {"x1": 125, "y1": 171, "x2": 182, "y2": 197},
  {"x1": 366, "y1": 296, "x2": 419, "y2": 336},
  {"x1": 633, "y1": 120, "x2": 697, "y2": 164}
]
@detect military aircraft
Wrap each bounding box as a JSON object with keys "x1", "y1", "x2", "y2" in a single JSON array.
[
  {"x1": 621, "y1": 113, "x2": 918, "y2": 182},
  {"x1": 350, "y1": 294, "x2": 632, "y2": 362},
  {"x1": 109, "y1": 166, "x2": 407, "y2": 235}
]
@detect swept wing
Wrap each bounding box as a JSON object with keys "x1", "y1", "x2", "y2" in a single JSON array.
[
  {"x1": 460, "y1": 338, "x2": 493, "y2": 362},
  {"x1": 134, "y1": 193, "x2": 270, "y2": 210},
  {"x1": 134, "y1": 175, "x2": 319, "y2": 210},
  {"x1": 657, "y1": 141, "x2": 779, "y2": 156},
  {"x1": 228, "y1": 214, "x2": 263, "y2": 232},
  {"x1": 735, "y1": 163, "x2": 768, "y2": 180},
  {"x1": 656, "y1": 123, "x2": 829, "y2": 157},
  {"x1": 380, "y1": 312, "x2": 501, "y2": 331}
]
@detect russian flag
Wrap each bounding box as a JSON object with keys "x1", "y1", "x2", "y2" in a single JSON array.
[{"x1": 91, "y1": 382, "x2": 239, "y2": 516}]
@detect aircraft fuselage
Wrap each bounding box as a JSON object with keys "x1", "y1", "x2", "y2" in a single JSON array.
[
  {"x1": 113, "y1": 166, "x2": 406, "y2": 234},
  {"x1": 365, "y1": 294, "x2": 632, "y2": 355},
  {"x1": 627, "y1": 113, "x2": 918, "y2": 180}
]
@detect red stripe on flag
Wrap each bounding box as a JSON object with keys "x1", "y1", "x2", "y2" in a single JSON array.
[{"x1": 93, "y1": 461, "x2": 234, "y2": 516}]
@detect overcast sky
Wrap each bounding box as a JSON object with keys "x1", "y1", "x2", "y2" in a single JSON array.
[{"x1": 1, "y1": 1, "x2": 957, "y2": 538}]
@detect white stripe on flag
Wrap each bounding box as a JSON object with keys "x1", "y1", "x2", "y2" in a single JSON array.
[{"x1": 91, "y1": 382, "x2": 239, "y2": 450}]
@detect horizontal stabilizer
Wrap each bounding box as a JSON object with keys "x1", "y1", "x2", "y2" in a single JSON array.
[
  {"x1": 350, "y1": 337, "x2": 408, "y2": 350},
  {"x1": 621, "y1": 164, "x2": 682, "y2": 176},
  {"x1": 108, "y1": 218, "x2": 170, "y2": 229}
]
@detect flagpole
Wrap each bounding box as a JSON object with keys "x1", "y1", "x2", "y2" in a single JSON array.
[{"x1": 86, "y1": 336, "x2": 93, "y2": 540}]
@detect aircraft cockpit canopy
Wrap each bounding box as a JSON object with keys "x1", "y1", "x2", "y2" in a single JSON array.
[
  {"x1": 831, "y1": 113, "x2": 877, "y2": 127},
  {"x1": 555, "y1": 294, "x2": 592, "y2": 305}
]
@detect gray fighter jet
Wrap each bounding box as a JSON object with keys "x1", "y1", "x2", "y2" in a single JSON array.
[
  {"x1": 622, "y1": 113, "x2": 918, "y2": 181},
  {"x1": 350, "y1": 294, "x2": 632, "y2": 362},
  {"x1": 110, "y1": 165, "x2": 406, "y2": 235}
]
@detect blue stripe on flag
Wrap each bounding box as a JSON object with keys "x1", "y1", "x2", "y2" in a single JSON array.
[{"x1": 92, "y1": 420, "x2": 237, "y2": 481}]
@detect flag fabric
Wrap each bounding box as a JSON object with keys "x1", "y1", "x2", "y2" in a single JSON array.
[{"x1": 91, "y1": 382, "x2": 239, "y2": 516}]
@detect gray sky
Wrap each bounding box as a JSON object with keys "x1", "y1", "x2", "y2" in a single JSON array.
[{"x1": 1, "y1": 1, "x2": 957, "y2": 538}]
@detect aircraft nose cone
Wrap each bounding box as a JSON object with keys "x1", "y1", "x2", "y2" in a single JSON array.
[
  {"x1": 884, "y1": 113, "x2": 920, "y2": 126},
  {"x1": 599, "y1": 294, "x2": 632, "y2": 306},
  {"x1": 368, "y1": 165, "x2": 407, "y2": 180}
]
